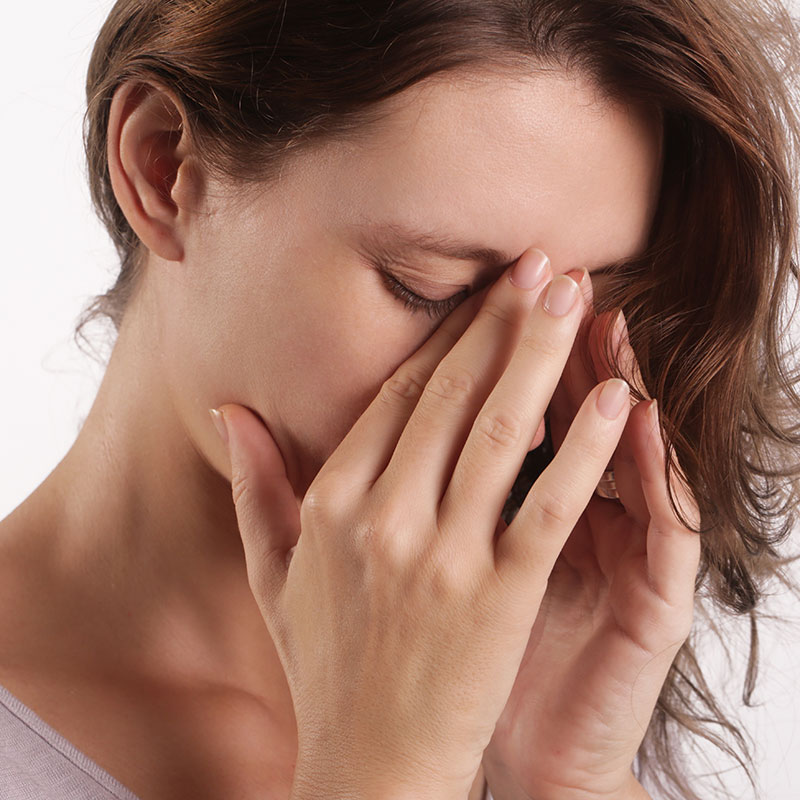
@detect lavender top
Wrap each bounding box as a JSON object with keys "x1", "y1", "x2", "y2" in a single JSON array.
[{"x1": 0, "y1": 681, "x2": 494, "y2": 800}]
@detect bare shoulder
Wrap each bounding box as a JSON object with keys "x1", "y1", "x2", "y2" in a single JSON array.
[
  {"x1": 0, "y1": 510, "x2": 57, "y2": 672},
  {"x1": 0, "y1": 509, "x2": 41, "y2": 608},
  {"x1": 0, "y1": 483, "x2": 82, "y2": 684}
]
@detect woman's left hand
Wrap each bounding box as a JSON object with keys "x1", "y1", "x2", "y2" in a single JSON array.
[{"x1": 482, "y1": 270, "x2": 702, "y2": 800}]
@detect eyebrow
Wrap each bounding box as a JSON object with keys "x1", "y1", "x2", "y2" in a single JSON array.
[
  {"x1": 356, "y1": 221, "x2": 519, "y2": 270},
  {"x1": 355, "y1": 220, "x2": 628, "y2": 278}
]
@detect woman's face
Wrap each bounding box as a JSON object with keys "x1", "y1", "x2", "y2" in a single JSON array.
[{"x1": 153, "y1": 67, "x2": 663, "y2": 501}]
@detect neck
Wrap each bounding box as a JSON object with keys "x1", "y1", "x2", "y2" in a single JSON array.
[{"x1": 8, "y1": 282, "x2": 293, "y2": 716}]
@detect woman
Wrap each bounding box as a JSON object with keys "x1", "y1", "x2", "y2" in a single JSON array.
[{"x1": 1, "y1": 1, "x2": 799, "y2": 799}]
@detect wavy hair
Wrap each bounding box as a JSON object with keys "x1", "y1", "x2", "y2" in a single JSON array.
[{"x1": 77, "y1": 2, "x2": 800, "y2": 798}]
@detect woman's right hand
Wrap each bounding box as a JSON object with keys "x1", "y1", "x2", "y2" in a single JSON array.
[{"x1": 215, "y1": 247, "x2": 631, "y2": 800}]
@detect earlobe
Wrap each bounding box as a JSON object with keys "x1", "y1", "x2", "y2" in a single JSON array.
[{"x1": 106, "y1": 80, "x2": 198, "y2": 263}]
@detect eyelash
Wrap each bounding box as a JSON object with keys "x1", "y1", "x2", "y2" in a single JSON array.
[{"x1": 377, "y1": 268, "x2": 468, "y2": 320}]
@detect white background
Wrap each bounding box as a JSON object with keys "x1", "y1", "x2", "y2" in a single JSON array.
[{"x1": 1, "y1": 2, "x2": 799, "y2": 798}]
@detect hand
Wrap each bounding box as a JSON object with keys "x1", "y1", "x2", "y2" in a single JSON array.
[
  {"x1": 482, "y1": 270, "x2": 702, "y2": 800},
  {"x1": 214, "y1": 249, "x2": 632, "y2": 800}
]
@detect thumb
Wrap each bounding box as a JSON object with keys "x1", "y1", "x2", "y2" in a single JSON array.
[{"x1": 211, "y1": 403, "x2": 300, "y2": 608}]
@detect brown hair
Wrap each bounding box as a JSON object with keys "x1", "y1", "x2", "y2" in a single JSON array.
[{"x1": 78, "y1": 2, "x2": 800, "y2": 798}]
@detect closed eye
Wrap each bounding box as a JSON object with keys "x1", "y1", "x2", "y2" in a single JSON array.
[
  {"x1": 376, "y1": 259, "x2": 616, "y2": 320},
  {"x1": 377, "y1": 267, "x2": 469, "y2": 320}
]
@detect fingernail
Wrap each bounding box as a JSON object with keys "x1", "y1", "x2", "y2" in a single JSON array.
[
  {"x1": 646, "y1": 399, "x2": 664, "y2": 455},
  {"x1": 647, "y1": 398, "x2": 659, "y2": 427},
  {"x1": 209, "y1": 407, "x2": 229, "y2": 447},
  {"x1": 612, "y1": 308, "x2": 629, "y2": 348},
  {"x1": 597, "y1": 378, "x2": 630, "y2": 419},
  {"x1": 509, "y1": 248, "x2": 550, "y2": 290},
  {"x1": 543, "y1": 274, "x2": 580, "y2": 316},
  {"x1": 567, "y1": 268, "x2": 593, "y2": 311},
  {"x1": 565, "y1": 267, "x2": 588, "y2": 287}
]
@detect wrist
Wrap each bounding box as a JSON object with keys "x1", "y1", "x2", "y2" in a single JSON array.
[
  {"x1": 290, "y1": 780, "x2": 435, "y2": 800},
  {"x1": 480, "y1": 749, "x2": 531, "y2": 800},
  {"x1": 481, "y1": 751, "x2": 650, "y2": 800},
  {"x1": 291, "y1": 752, "x2": 467, "y2": 800},
  {"x1": 291, "y1": 772, "x2": 454, "y2": 800}
]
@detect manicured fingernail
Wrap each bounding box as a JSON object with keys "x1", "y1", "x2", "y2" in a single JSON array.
[
  {"x1": 612, "y1": 308, "x2": 629, "y2": 348},
  {"x1": 597, "y1": 378, "x2": 630, "y2": 419},
  {"x1": 567, "y1": 268, "x2": 592, "y2": 309},
  {"x1": 647, "y1": 398, "x2": 659, "y2": 427},
  {"x1": 509, "y1": 248, "x2": 550, "y2": 290},
  {"x1": 209, "y1": 407, "x2": 229, "y2": 446},
  {"x1": 543, "y1": 274, "x2": 580, "y2": 316},
  {"x1": 565, "y1": 267, "x2": 588, "y2": 287},
  {"x1": 646, "y1": 399, "x2": 664, "y2": 455}
]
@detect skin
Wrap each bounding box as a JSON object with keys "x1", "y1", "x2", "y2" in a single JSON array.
[{"x1": 0, "y1": 64, "x2": 666, "y2": 799}]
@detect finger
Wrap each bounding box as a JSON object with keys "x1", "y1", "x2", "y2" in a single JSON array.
[
  {"x1": 436, "y1": 268, "x2": 589, "y2": 544},
  {"x1": 494, "y1": 377, "x2": 631, "y2": 591},
  {"x1": 530, "y1": 416, "x2": 547, "y2": 450},
  {"x1": 589, "y1": 308, "x2": 650, "y2": 402},
  {"x1": 633, "y1": 399, "x2": 702, "y2": 606},
  {"x1": 545, "y1": 268, "x2": 597, "y2": 452},
  {"x1": 547, "y1": 377, "x2": 573, "y2": 457},
  {"x1": 585, "y1": 400, "x2": 651, "y2": 529},
  {"x1": 313, "y1": 278, "x2": 493, "y2": 489},
  {"x1": 588, "y1": 309, "x2": 650, "y2": 525},
  {"x1": 583, "y1": 400, "x2": 650, "y2": 579},
  {"x1": 216, "y1": 403, "x2": 301, "y2": 612},
  {"x1": 557, "y1": 268, "x2": 598, "y2": 407},
  {"x1": 375, "y1": 248, "x2": 554, "y2": 507}
]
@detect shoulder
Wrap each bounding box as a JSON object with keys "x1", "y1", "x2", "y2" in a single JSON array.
[{"x1": 0, "y1": 507, "x2": 66, "y2": 683}]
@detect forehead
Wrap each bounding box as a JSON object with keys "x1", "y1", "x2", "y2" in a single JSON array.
[{"x1": 321, "y1": 66, "x2": 663, "y2": 278}]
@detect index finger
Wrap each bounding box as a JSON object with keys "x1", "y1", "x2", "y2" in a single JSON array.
[{"x1": 313, "y1": 278, "x2": 495, "y2": 492}]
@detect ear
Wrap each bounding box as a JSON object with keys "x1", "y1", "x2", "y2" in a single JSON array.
[{"x1": 106, "y1": 79, "x2": 203, "y2": 263}]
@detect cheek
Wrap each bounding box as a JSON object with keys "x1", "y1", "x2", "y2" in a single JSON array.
[{"x1": 271, "y1": 291, "x2": 428, "y2": 475}]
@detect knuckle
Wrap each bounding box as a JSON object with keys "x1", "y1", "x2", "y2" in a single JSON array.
[
  {"x1": 570, "y1": 435, "x2": 610, "y2": 467},
  {"x1": 532, "y1": 487, "x2": 573, "y2": 529},
  {"x1": 433, "y1": 320, "x2": 464, "y2": 352},
  {"x1": 424, "y1": 365, "x2": 476, "y2": 408},
  {"x1": 351, "y1": 505, "x2": 413, "y2": 568},
  {"x1": 307, "y1": 466, "x2": 350, "y2": 505},
  {"x1": 230, "y1": 469, "x2": 250, "y2": 507},
  {"x1": 380, "y1": 367, "x2": 429, "y2": 405},
  {"x1": 518, "y1": 330, "x2": 561, "y2": 362},
  {"x1": 474, "y1": 407, "x2": 525, "y2": 451},
  {"x1": 300, "y1": 483, "x2": 338, "y2": 526},
  {"x1": 561, "y1": 415, "x2": 616, "y2": 463},
  {"x1": 480, "y1": 301, "x2": 517, "y2": 330},
  {"x1": 348, "y1": 514, "x2": 382, "y2": 555},
  {"x1": 422, "y1": 541, "x2": 472, "y2": 601}
]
